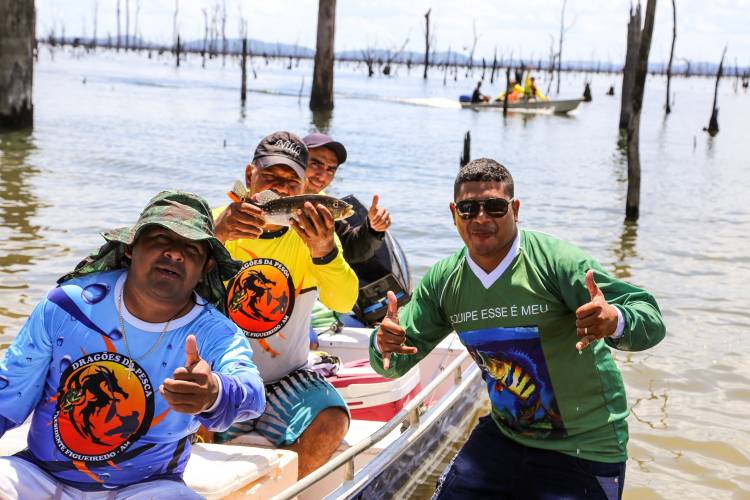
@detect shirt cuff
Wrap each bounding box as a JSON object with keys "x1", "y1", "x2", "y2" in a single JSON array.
[
  {"x1": 312, "y1": 246, "x2": 339, "y2": 265},
  {"x1": 202, "y1": 373, "x2": 223, "y2": 413},
  {"x1": 611, "y1": 307, "x2": 626, "y2": 339}
]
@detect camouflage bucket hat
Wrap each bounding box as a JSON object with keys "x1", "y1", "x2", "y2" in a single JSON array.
[{"x1": 58, "y1": 190, "x2": 241, "y2": 314}]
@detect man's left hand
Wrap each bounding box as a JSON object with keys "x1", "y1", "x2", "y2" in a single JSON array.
[
  {"x1": 368, "y1": 194, "x2": 392, "y2": 232},
  {"x1": 575, "y1": 270, "x2": 619, "y2": 351},
  {"x1": 160, "y1": 335, "x2": 219, "y2": 414},
  {"x1": 290, "y1": 202, "x2": 336, "y2": 259}
]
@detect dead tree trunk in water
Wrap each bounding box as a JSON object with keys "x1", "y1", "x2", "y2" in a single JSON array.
[
  {"x1": 490, "y1": 47, "x2": 497, "y2": 84},
  {"x1": 221, "y1": 0, "x2": 227, "y2": 64},
  {"x1": 583, "y1": 82, "x2": 592, "y2": 101},
  {"x1": 125, "y1": 0, "x2": 130, "y2": 49},
  {"x1": 705, "y1": 46, "x2": 727, "y2": 136},
  {"x1": 116, "y1": 0, "x2": 121, "y2": 51},
  {"x1": 175, "y1": 35, "x2": 181, "y2": 67},
  {"x1": 556, "y1": 0, "x2": 568, "y2": 95},
  {"x1": 460, "y1": 131, "x2": 471, "y2": 167},
  {"x1": 625, "y1": 0, "x2": 657, "y2": 221},
  {"x1": 310, "y1": 0, "x2": 336, "y2": 111},
  {"x1": 665, "y1": 0, "x2": 676, "y2": 114},
  {"x1": 503, "y1": 67, "x2": 510, "y2": 116},
  {"x1": 0, "y1": 0, "x2": 35, "y2": 129},
  {"x1": 423, "y1": 8, "x2": 432, "y2": 79},
  {"x1": 133, "y1": 0, "x2": 141, "y2": 49},
  {"x1": 92, "y1": 0, "x2": 98, "y2": 49},
  {"x1": 240, "y1": 37, "x2": 247, "y2": 103},
  {"x1": 619, "y1": 3, "x2": 641, "y2": 130}
]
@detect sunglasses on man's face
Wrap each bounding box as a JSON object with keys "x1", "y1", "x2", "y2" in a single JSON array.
[{"x1": 455, "y1": 198, "x2": 513, "y2": 220}]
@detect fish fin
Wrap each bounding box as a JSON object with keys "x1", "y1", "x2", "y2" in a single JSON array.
[
  {"x1": 230, "y1": 181, "x2": 249, "y2": 202},
  {"x1": 254, "y1": 189, "x2": 281, "y2": 206}
]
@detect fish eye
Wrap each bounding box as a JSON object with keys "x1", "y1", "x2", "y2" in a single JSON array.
[{"x1": 333, "y1": 201, "x2": 340, "y2": 207}]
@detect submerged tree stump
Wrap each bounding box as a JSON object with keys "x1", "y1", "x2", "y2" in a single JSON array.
[
  {"x1": 240, "y1": 38, "x2": 248, "y2": 103},
  {"x1": 705, "y1": 46, "x2": 727, "y2": 137},
  {"x1": 619, "y1": 3, "x2": 641, "y2": 130},
  {"x1": 460, "y1": 131, "x2": 471, "y2": 167},
  {"x1": 665, "y1": 0, "x2": 676, "y2": 114},
  {"x1": 310, "y1": 0, "x2": 336, "y2": 111},
  {"x1": 0, "y1": 0, "x2": 35, "y2": 129},
  {"x1": 583, "y1": 83, "x2": 592, "y2": 102},
  {"x1": 625, "y1": 0, "x2": 657, "y2": 221}
]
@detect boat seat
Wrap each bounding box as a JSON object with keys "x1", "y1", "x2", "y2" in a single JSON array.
[
  {"x1": 0, "y1": 423, "x2": 298, "y2": 499},
  {"x1": 185, "y1": 443, "x2": 297, "y2": 499}
]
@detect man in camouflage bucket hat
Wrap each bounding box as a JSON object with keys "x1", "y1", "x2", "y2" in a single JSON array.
[
  {"x1": 0, "y1": 190, "x2": 265, "y2": 498},
  {"x1": 59, "y1": 190, "x2": 241, "y2": 313}
]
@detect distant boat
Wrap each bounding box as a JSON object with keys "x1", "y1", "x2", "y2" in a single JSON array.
[{"x1": 459, "y1": 97, "x2": 584, "y2": 114}]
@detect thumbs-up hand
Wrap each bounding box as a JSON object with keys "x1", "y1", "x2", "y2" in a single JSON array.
[
  {"x1": 367, "y1": 194, "x2": 392, "y2": 232},
  {"x1": 377, "y1": 291, "x2": 417, "y2": 370},
  {"x1": 574, "y1": 270, "x2": 619, "y2": 351},
  {"x1": 160, "y1": 335, "x2": 220, "y2": 414}
]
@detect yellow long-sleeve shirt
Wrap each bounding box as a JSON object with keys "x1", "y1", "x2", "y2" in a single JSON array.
[{"x1": 214, "y1": 206, "x2": 358, "y2": 382}]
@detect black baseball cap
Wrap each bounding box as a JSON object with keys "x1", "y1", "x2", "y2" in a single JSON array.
[
  {"x1": 302, "y1": 133, "x2": 347, "y2": 165},
  {"x1": 253, "y1": 131, "x2": 308, "y2": 179}
]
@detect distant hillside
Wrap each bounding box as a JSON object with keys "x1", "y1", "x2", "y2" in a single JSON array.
[
  {"x1": 43, "y1": 36, "x2": 749, "y2": 77},
  {"x1": 181, "y1": 38, "x2": 315, "y2": 58},
  {"x1": 337, "y1": 49, "x2": 471, "y2": 66}
]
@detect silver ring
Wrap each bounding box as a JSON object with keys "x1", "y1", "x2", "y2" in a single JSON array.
[{"x1": 584, "y1": 327, "x2": 588, "y2": 335}]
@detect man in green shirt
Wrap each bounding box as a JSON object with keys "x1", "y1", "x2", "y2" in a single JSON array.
[{"x1": 369, "y1": 158, "x2": 665, "y2": 499}]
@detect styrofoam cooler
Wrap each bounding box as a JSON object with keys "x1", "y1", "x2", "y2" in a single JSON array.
[{"x1": 328, "y1": 359, "x2": 422, "y2": 421}]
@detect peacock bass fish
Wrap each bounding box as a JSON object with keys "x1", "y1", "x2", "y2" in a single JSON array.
[{"x1": 227, "y1": 180, "x2": 354, "y2": 227}]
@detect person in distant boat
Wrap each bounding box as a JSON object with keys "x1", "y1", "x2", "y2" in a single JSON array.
[
  {"x1": 471, "y1": 81, "x2": 490, "y2": 103},
  {"x1": 0, "y1": 191, "x2": 265, "y2": 498},
  {"x1": 524, "y1": 73, "x2": 547, "y2": 101},
  {"x1": 369, "y1": 158, "x2": 666, "y2": 499},
  {"x1": 302, "y1": 132, "x2": 392, "y2": 265},
  {"x1": 523, "y1": 74, "x2": 547, "y2": 101},
  {"x1": 212, "y1": 131, "x2": 357, "y2": 478},
  {"x1": 495, "y1": 78, "x2": 525, "y2": 102}
]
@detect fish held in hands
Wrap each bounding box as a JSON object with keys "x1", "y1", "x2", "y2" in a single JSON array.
[{"x1": 228, "y1": 181, "x2": 354, "y2": 227}]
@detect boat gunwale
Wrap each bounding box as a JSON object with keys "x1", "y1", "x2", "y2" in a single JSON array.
[{"x1": 270, "y1": 349, "x2": 475, "y2": 500}]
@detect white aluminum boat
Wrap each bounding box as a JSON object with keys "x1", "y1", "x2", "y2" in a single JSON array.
[{"x1": 460, "y1": 97, "x2": 584, "y2": 114}]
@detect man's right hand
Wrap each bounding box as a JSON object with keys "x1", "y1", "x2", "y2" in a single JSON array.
[
  {"x1": 214, "y1": 201, "x2": 266, "y2": 243},
  {"x1": 377, "y1": 291, "x2": 417, "y2": 370}
]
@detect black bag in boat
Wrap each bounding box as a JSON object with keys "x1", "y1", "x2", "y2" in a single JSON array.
[{"x1": 341, "y1": 195, "x2": 412, "y2": 326}]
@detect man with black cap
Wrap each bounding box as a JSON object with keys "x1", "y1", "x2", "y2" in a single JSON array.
[
  {"x1": 0, "y1": 191, "x2": 265, "y2": 497},
  {"x1": 213, "y1": 131, "x2": 358, "y2": 478},
  {"x1": 302, "y1": 132, "x2": 392, "y2": 265}
]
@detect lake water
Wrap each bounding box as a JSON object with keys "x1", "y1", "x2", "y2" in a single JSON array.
[{"x1": 1, "y1": 49, "x2": 749, "y2": 499}]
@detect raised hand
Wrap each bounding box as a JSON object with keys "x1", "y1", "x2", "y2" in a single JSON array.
[
  {"x1": 160, "y1": 335, "x2": 220, "y2": 414},
  {"x1": 290, "y1": 201, "x2": 336, "y2": 259},
  {"x1": 214, "y1": 200, "x2": 266, "y2": 243},
  {"x1": 377, "y1": 291, "x2": 417, "y2": 370},
  {"x1": 575, "y1": 270, "x2": 619, "y2": 351},
  {"x1": 367, "y1": 194, "x2": 392, "y2": 232}
]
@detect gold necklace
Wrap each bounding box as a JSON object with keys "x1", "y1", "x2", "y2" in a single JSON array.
[{"x1": 117, "y1": 289, "x2": 179, "y2": 380}]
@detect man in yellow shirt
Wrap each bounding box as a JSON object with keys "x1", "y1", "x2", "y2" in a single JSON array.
[{"x1": 212, "y1": 131, "x2": 358, "y2": 478}]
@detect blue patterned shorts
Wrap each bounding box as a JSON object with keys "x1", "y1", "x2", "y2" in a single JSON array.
[{"x1": 215, "y1": 368, "x2": 349, "y2": 446}]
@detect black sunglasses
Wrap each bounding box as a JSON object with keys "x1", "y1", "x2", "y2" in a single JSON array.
[{"x1": 455, "y1": 198, "x2": 513, "y2": 220}]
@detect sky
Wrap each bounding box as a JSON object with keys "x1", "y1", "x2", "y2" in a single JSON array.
[{"x1": 37, "y1": 0, "x2": 750, "y2": 65}]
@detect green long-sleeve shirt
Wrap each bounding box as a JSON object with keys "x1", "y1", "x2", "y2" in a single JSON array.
[{"x1": 370, "y1": 229, "x2": 665, "y2": 462}]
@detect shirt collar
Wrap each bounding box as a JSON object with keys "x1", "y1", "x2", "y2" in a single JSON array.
[{"x1": 465, "y1": 230, "x2": 521, "y2": 289}]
